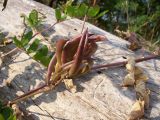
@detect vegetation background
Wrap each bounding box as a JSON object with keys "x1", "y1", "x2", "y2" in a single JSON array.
[{"x1": 35, "y1": 0, "x2": 160, "y2": 51}]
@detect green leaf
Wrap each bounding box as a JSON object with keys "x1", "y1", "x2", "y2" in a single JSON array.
[
  {"x1": 33, "y1": 45, "x2": 51, "y2": 66},
  {"x1": 0, "y1": 101, "x2": 3, "y2": 110},
  {"x1": 77, "y1": 4, "x2": 88, "y2": 17},
  {"x1": 0, "y1": 114, "x2": 4, "y2": 120},
  {"x1": 65, "y1": 0, "x2": 73, "y2": 7},
  {"x1": 26, "y1": 39, "x2": 40, "y2": 53},
  {"x1": 13, "y1": 36, "x2": 23, "y2": 48},
  {"x1": 0, "y1": 101, "x2": 16, "y2": 120},
  {"x1": 129, "y1": 1, "x2": 138, "y2": 12},
  {"x1": 39, "y1": 56, "x2": 51, "y2": 67},
  {"x1": 33, "y1": 45, "x2": 49, "y2": 66},
  {"x1": 22, "y1": 30, "x2": 33, "y2": 47},
  {"x1": 96, "y1": 10, "x2": 108, "y2": 18},
  {"x1": 28, "y1": 9, "x2": 39, "y2": 27},
  {"x1": 1, "y1": 107, "x2": 13, "y2": 120},
  {"x1": 87, "y1": 5, "x2": 100, "y2": 17},
  {"x1": 154, "y1": 37, "x2": 160, "y2": 45},
  {"x1": 8, "y1": 115, "x2": 16, "y2": 120},
  {"x1": 61, "y1": 14, "x2": 67, "y2": 21},
  {"x1": 33, "y1": 51, "x2": 41, "y2": 60},
  {"x1": 0, "y1": 32, "x2": 5, "y2": 40},
  {"x1": 55, "y1": 8, "x2": 62, "y2": 21},
  {"x1": 38, "y1": 45, "x2": 48, "y2": 56},
  {"x1": 33, "y1": 53, "x2": 50, "y2": 67},
  {"x1": 66, "y1": 6, "x2": 75, "y2": 17},
  {"x1": 115, "y1": 0, "x2": 128, "y2": 12}
]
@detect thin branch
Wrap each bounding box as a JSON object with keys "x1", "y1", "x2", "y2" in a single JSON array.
[
  {"x1": 81, "y1": 15, "x2": 87, "y2": 33},
  {"x1": 31, "y1": 22, "x2": 58, "y2": 40},
  {"x1": 93, "y1": 0, "x2": 97, "y2": 6},
  {"x1": 9, "y1": 72, "x2": 64, "y2": 105},
  {"x1": 91, "y1": 54, "x2": 159, "y2": 70},
  {"x1": 1, "y1": 47, "x2": 18, "y2": 58},
  {"x1": 2, "y1": 0, "x2": 8, "y2": 11},
  {"x1": 9, "y1": 84, "x2": 47, "y2": 105},
  {"x1": 9, "y1": 54, "x2": 159, "y2": 105},
  {"x1": 81, "y1": 5, "x2": 90, "y2": 33}
]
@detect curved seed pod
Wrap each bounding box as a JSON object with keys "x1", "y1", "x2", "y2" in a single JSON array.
[
  {"x1": 46, "y1": 54, "x2": 56, "y2": 84},
  {"x1": 83, "y1": 42, "x2": 98, "y2": 58},
  {"x1": 63, "y1": 34, "x2": 82, "y2": 49},
  {"x1": 63, "y1": 33, "x2": 94, "y2": 49},
  {"x1": 73, "y1": 37, "x2": 98, "y2": 61},
  {"x1": 78, "y1": 59, "x2": 93, "y2": 76},
  {"x1": 69, "y1": 28, "x2": 88, "y2": 77},
  {"x1": 55, "y1": 39, "x2": 67, "y2": 66},
  {"x1": 88, "y1": 35, "x2": 107, "y2": 42},
  {"x1": 61, "y1": 39, "x2": 79, "y2": 64},
  {"x1": 47, "y1": 39, "x2": 66, "y2": 84},
  {"x1": 61, "y1": 35, "x2": 85, "y2": 64},
  {"x1": 83, "y1": 31, "x2": 89, "y2": 53},
  {"x1": 62, "y1": 33, "x2": 104, "y2": 64}
]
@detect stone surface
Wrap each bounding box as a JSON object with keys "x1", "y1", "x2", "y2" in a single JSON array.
[{"x1": 0, "y1": 0, "x2": 160, "y2": 120}]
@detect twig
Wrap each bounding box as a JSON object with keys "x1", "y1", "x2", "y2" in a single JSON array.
[
  {"x1": 91, "y1": 54, "x2": 159, "y2": 70},
  {"x1": 81, "y1": 15, "x2": 87, "y2": 33},
  {"x1": 9, "y1": 54, "x2": 159, "y2": 105},
  {"x1": 1, "y1": 21, "x2": 58, "y2": 63},
  {"x1": 81, "y1": 5, "x2": 90, "y2": 33},
  {"x1": 93, "y1": 79, "x2": 104, "y2": 99},
  {"x1": 2, "y1": 0, "x2": 8, "y2": 11},
  {"x1": 93, "y1": 0, "x2": 97, "y2": 6},
  {"x1": 10, "y1": 84, "x2": 47, "y2": 105},
  {"x1": 31, "y1": 22, "x2": 58, "y2": 40},
  {"x1": 9, "y1": 70, "x2": 64, "y2": 105},
  {"x1": 1, "y1": 47, "x2": 18, "y2": 58}
]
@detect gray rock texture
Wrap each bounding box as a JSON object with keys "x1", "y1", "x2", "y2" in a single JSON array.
[{"x1": 0, "y1": 0, "x2": 160, "y2": 120}]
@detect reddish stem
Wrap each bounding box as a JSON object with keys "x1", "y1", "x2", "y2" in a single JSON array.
[
  {"x1": 69, "y1": 29, "x2": 88, "y2": 76},
  {"x1": 92, "y1": 54, "x2": 159, "y2": 70},
  {"x1": 31, "y1": 22, "x2": 58, "y2": 39},
  {"x1": 10, "y1": 84, "x2": 47, "y2": 105},
  {"x1": 81, "y1": 15, "x2": 87, "y2": 33},
  {"x1": 9, "y1": 54, "x2": 159, "y2": 105}
]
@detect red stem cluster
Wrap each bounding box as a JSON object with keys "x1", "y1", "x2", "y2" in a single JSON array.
[{"x1": 8, "y1": 54, "x2": 159, "y2": 105}]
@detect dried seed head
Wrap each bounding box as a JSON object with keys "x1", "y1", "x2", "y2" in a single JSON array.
[
  {"x1": 126, "y1": 56, "x2": 136, "y2": 72},
  {"x1": 123, "y1": 73, "x2": 135, "y2": 86},
  {"x1": 63, "y1": 79, "x2": 77, "y2": 93},
  {"x1": 128, "y1": 100, "x2": 145, "y2": 120}
]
